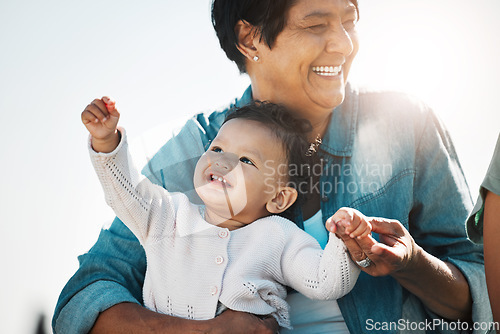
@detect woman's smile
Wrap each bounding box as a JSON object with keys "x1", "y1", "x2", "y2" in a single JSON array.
[{"x1": 311, "y1": 65, "x2": 343, "y2": 77}]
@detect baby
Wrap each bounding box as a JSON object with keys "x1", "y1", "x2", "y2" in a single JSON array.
[{"x1": 81, "y1": 97, "x2": 372, "y2": 329}]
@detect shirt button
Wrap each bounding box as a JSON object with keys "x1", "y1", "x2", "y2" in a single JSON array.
[
  {"x1": 210, "y1": 286, "x2": 218, "y2": 295},
  {"x1": 215, "y1": 256, "x2": 224, "y2": 265},
  {"x1": 218, "y1": 230, "x2": 229, "y2": 238}
]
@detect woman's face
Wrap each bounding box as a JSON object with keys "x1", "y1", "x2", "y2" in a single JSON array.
[{"x1": 250, "y1": 0, "x2": 359, "y2": 126}]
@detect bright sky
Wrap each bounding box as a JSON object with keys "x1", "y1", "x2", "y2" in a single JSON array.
[{"x1": 1, "y1": 0, "x2": 499, "y2": 333}]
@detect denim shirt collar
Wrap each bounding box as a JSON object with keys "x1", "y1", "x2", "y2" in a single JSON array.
[
  {"x1": 321, "y1": 83, "x2": 358, "y2": 157},
  {"x1": 234, "y1": 85, "x2": 253, "y2": 107},
  {"x1": 239, "y1": 83, "x2": 358, "y2": 157}
]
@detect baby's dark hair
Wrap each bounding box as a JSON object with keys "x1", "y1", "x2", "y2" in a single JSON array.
[{"x1": 223, "y1": 100, "x2": 319, "y2": 221}]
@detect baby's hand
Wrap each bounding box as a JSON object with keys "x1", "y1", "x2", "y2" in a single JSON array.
[
  {"x1": 81, "y1": 96, "x2": 120, "y2": 140},
  {"x1": 325, "y1": 207, "x2": 372, "y2": 239}
]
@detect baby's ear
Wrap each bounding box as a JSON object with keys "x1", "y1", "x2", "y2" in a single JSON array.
[{"x1": 266, "y1": 187, "x2": 298, "y2": 214}]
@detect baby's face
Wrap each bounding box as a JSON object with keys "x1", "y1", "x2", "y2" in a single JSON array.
[{"x1": 193, "y1": 118, "x2": 289, "y2": 224}]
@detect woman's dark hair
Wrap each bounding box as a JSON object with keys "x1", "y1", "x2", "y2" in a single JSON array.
[
  {"x1": 224, "y1": 101, "x2": 320, "y2": 221},
  {"x1": 211, "y1": 0, "x2": 359, "y2": 73}
]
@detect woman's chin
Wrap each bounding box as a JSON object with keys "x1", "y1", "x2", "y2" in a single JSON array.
[
  {"x1": 312, "y1": 94, "x2": 345, "y2": 113},
  {"x1": 305, "y1": 85, "x2": 346, "y2": 112}
]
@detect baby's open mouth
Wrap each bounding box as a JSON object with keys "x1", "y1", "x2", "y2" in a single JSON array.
[{"x1": 209, "y1": 173, "x2": 231, "y2": 187}]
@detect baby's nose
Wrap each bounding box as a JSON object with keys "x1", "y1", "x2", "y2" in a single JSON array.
[{"x1": 210, "y1": 151, "x2": 239, "y2": 171}]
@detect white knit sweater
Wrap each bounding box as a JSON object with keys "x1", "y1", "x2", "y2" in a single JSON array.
[{"x1": 89, "y1": 129, "x2": 360, "y2": 329}]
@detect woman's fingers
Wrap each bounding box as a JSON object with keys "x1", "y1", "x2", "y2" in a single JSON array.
[
  {"x1": 334, "y1": 214, "x2": 416, "y2": 275},
  {"x1": 351, "y1": 233, "x2": 378, "y2": 257},
  {"x1": 335, "y1": 223, "x2": 373, "y2": 261},
  {"x1": 343, "y1": 238, "x2": 367, "y2": 262},
  {"x1": 370, "y1": 218, "x2": 417, "y2": 272},
  {"x1": 370, "y1": 217, "x2": 401, "y2": 235}
]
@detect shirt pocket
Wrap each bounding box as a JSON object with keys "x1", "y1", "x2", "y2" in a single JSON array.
[{"x1": 345, "y1": 168, "x2": 416, "y2": 229}]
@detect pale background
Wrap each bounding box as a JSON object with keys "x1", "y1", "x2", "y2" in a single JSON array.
[{"x1": 1, "y1": 0, "x2": 499, "y2": 333}]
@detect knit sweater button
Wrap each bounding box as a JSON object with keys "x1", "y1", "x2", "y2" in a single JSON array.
[
  {"x1": 210, "y1": 286, "x2": 218, "y2": 295},
  {"x1": 218, "y1": 230, "x2": 229, "y2": 238},
  {"x1": 215, "y1": 256, "x2": 224, "y2": 265}
]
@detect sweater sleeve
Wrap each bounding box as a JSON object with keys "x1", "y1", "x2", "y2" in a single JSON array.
[
  {"x1": 89, "y1": 128, "x2": 177, "y2": 243},
  {"x1": 280, "y1": 228, "x2": 360, "y2": 300}
]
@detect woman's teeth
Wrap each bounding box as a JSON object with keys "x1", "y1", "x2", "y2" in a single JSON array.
[{"x1": 312, "y1": 65, "x2": 342, "y2": 76}]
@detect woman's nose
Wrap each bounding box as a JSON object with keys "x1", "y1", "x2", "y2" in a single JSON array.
[{"x1": 325, "y1": 25, "x2": 354, "y2": 56}]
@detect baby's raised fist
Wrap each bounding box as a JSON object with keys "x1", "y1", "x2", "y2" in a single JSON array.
[{"x1": 81, "y1": 96, "x2": 120, "y2": 140}]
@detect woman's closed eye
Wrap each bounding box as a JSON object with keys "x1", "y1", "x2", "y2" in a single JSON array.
[{"x1": 307, "y1": 24, "x2": 327, "y2": 32}]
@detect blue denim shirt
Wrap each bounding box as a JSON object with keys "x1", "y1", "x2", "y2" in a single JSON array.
[{"x1": 53, "y1": 84, "x2": 491, "y2": 333}]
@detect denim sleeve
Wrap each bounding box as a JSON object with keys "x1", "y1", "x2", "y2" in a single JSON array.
[
  {"x1": 52, "y1": 217, "x2": 146, "y2": 334},
  {"x1": 410, "y1": 108, "x2": 492, "y2": 330}
]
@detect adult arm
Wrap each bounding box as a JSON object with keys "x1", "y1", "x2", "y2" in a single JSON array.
[
  {"x1": 484, "y1": 191, "x2": 500, "y2": 327},
  {"x1": 90, "y1": 304, "x2": 279, "y2": 334},
  {"x1": 52, "y1": 217, "x2": 147, "y2": 334},
  {"x1": 339, "y1": 219, "x2": 472, "y2": 320},
  {"x1": 334, "y1": 108, "x2": 487, "y2": 323}
]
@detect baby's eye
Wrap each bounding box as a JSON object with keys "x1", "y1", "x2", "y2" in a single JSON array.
[
  {"x1": 211, "y1": 146, "x2": 223, "y2": 153},
  {"x1": 240, "y1": 157, "x2": 255, "y2": 166}
]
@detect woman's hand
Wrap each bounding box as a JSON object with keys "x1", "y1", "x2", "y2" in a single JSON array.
[
  {"x1": 81, "y1": 96, "x2": 121, "y2": 153},
  {"x1": 331, "y1": 217, "x2": 419, "y2": 276},
  {"x1": 330, "y1": 218, "x2": 472, "y2": 321}
]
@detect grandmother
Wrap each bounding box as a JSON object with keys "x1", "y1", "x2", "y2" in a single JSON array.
[{"x1": 53, "y1": 0, "x2": 490, "y2": 333}]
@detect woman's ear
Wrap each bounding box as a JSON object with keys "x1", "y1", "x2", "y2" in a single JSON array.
[
  {"x1": 266, "y1": 187, "x2": 298, "y2": 214},
  {"x1": 234, "y1": 20, "x2": 258, "y2": 61}
]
